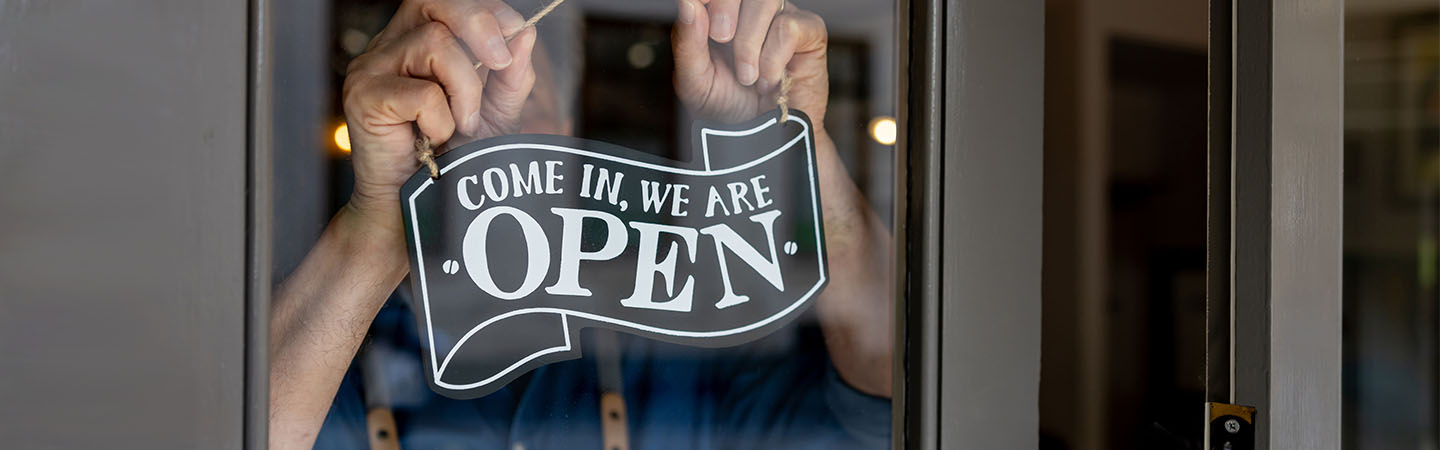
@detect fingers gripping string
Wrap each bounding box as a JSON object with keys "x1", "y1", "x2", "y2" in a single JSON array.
[
  {"x1": 473, "y1": 0, "x2": 567, "y2": 70},
  {"x1": 413, "y1": 0, "x2": 567, "y2": 179}
]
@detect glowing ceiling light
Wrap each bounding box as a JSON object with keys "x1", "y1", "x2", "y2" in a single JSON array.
[
  {"x1": 627, "y1": 42, "x2": 655, "y2": 69},
  {"x1": 334, "y1": 123, "x2": 352, "y2": 152},
  {"x1": 869, "y1": 116, "x2": 897, "y2": 146}
]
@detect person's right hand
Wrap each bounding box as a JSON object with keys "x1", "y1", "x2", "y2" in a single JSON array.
[
  {"x1": 341, "y1": 0, "x2": 539, "y2": 228},
  {"x1": 671, "y1": 0, "x2": 829, "y2": 125}
]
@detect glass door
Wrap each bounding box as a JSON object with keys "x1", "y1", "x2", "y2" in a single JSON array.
[{"x1": 1342, "y1": 1, "x2": 1440, "y2": 448}]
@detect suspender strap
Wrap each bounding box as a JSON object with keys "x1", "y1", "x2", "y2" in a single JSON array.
[
  {"x1": 594, "y1": 330, "x2": 629, "y2": 450},
  {"x1": 360, "y1": 341, "x2": 402, "y2": 450}
]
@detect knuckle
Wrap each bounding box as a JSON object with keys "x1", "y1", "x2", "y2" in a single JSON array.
[
  {"x1": 421, "y1": 83, "x2": 448, "y2": 106},
  {"x1": 345, "y1": 53, "x2": 372, "y2": 74},
  {"x1": 418, "y1": 21, "x2": 452, "y2": 47},
  {"x1": 778, "y1": 16, "x2": 803, "y2": 41},
  {"x1": 341, "y1": 74, "x2": 372, "y2": 109},
  {"x1": 803, "y1": 11, "x2": 828, "y2": 35},
  {"x1": 416, "y1": 0, "x2": 445, "y2": 21},
  {"x1": 768, "y1": 17, "x2": 786, "y2": 35},
  {"x1": 361, "y1": 31, "x2": 388, "y2": 53},
  {"x1": 520, "y1": 68, "x2": 538, "y2": 89}
]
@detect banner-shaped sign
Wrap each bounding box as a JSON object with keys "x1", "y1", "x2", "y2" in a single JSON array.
[{"x1": 400, "y1": 110, "x2": 827, "y2": 399}]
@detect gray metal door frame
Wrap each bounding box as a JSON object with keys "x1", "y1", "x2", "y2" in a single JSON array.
[
  {"x1": 1213, "y1": 0, "x2": 1345, "y2": 448},
  {"x1": 896, "y1": 0, "x2": 1044, "y2": 448},
  {"x1": 246, "y1": 0, "x2": 275, "y2": 447},
  {"x1": 0, "y1": 1, "x2": 251, "y2": 448}
]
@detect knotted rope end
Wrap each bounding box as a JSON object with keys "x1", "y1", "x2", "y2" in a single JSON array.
[
  {"x1": 416, "y1": 135, "x2": 439, "y2": 179},
  {"x1": 776, "y1": 74, "x2": 794, "y2": 123}
]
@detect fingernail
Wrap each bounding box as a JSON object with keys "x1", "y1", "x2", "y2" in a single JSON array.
[
  {"x1": 496, "y1": 9, "x2": 525, "y2": 35},
  {"x1": 466, "y1": 111, "x2": 481, "y2": 135},
  {"x1": 738, "y1": 63, "x2": 758, "y2": 86},
  {"x1": 486, "y1": 36, "x2": 512, "y2": 69},
  {"x1": 712, "y1": 13, "x2": 733, "y2": 41},
  {"x1": 678, "y1": 0, "x2": 695, "y2": 24}
]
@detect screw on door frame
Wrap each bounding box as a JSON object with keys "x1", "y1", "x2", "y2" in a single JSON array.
[{"x1": 1205, "y1": 402, "x2": 1256, "y2": 450}]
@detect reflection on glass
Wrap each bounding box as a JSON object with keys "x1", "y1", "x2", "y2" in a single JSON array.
[
  {"x1": 1343, "y1": 1, "x2": 1440, "y2": 448},
  {"x1": 268, "y1": 1, "x2": 898, "y2": 449}
]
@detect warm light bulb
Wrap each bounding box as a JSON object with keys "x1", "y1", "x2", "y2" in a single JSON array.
[
  {"x1": 334, "y1": 123, "x2": 352, "y2": 152},
  {"x1": 869, "y1": 116, "x2": 897, "y2": 146},
  {"x1": 627, "y1": 42, "x2": 656, "y2": 69}
]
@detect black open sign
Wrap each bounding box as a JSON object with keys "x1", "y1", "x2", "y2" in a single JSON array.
[{"x1": 400, "y1": 110, "x2": 828, "y2": 399}]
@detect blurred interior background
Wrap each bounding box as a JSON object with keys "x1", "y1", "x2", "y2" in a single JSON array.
[
  {"x1": 1343, "y1": 1, "x2": 1439, "y2": 448},
  {"x1": 1043, "y1": 0, "x2": 1210, "y2": 447},
  {"x1": 1042, "y1": 0, "x2": 1439, "y2": 449}
]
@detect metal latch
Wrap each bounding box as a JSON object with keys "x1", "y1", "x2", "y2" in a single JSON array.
[{"x1": 1205, "y1": 402, "x2": 1256, "y2": 450}]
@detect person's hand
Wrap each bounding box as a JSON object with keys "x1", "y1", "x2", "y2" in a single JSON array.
[
  {"x1": 342, "y1": 0, "x2": 539, "y2": 225},
  {"x1": 672, "y1": 0, "x2": 829, "y2": 125}
]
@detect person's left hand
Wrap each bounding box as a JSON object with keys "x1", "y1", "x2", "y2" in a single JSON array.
[{"x1": 672, "y1": 0, "x2": 829, "y2": 125}]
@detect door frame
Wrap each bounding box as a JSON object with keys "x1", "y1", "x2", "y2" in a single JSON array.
[
  {"x1": 896, "y1": 0, "x2": 1045, "y2": 448},
  {"x1": 1211, "y1": 0, "x2": 1345, "y2": 448},
  {"x1": 245, "y1": 0, "x2": 275, "y2": 447}
]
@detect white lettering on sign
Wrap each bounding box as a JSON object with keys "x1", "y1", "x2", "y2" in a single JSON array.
[
  {"x1": 458, "y1": 175, "x2": 484, "y2": 210},
  {"x1": 620, "y1": 221, "x2": 699, "y2": 312},
  {"x1": 510, "y1": 161, "x2": 543, "y2": 198},
  {"x1": 457, "y1": 161, "x2": 567, "y2": 211},
  {"x1": 456, "y1": 206, "x2": 786, "y2": 311},
  {"x1": 703, "y1": 175, "x2": 771, "y2": 217},
  {"x1": 461, "y1": 206, "x2": 551, "y2": 300},
  {"x1": 701, "y1": 209, "x2": 785, "y2": 309},
  {"x1": 545, "y1": 207, "x2": 627, "y2": 297}
]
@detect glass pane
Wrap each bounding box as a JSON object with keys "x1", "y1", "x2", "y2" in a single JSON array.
[
  {"x1": 267, "y1": 0, "x2": 899, "y2": 448},
  {"x1": 1040, "y1": 1, "x2": 1210, "y2": 448},
  {"x1": 1343, "y1": 1, "x2": 1440, "y2": 448}
]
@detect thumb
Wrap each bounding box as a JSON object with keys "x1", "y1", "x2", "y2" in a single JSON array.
[{"x1": 672, "y1": 0, "x2": 714, "y2": 105}]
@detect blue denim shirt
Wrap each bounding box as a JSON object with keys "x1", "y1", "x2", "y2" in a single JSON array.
[{"x1": 315, "y1": 291, "x2": 890, "y2": 450}]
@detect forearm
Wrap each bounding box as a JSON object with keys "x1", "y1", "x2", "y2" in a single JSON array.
[
  {"x1": 268, "y1": 203, "x2": 409, "y2": 449},
  {"x1": 812, "y1": 128, "x2": 895, "y2": 398}
]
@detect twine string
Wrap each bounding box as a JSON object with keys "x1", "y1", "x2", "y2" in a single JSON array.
[
  {"x1": 774, "y1": 1, "x2": 792, "y2": 124},
  {"x1": 776, "y1": 73, "x2": 793, "y2": 123},
  {"x1": 415, "y1": 135, "x2": 437, "y2": 178}
]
